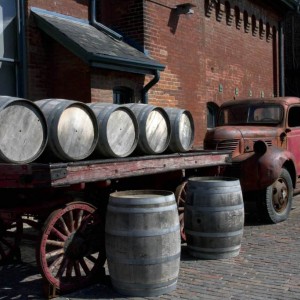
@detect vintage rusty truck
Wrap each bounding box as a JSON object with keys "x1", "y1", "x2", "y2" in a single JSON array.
[{"x1": 204, "y1": 97, "x2": 300, "y2": 224}]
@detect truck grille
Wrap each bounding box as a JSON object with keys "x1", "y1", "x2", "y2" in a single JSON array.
[
  {"x1": 254, "y1": 140, "x2": 273, "y2": 147},
  {"x1": 204, "y1": 139, "x2": 239, "y2": 152}
]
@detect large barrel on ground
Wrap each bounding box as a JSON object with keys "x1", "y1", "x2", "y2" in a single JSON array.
[
  {"x1": 0, "y1": 96, "x2": 47, "y2": 163},
  {"x1": 185, "y1": 177, "x2": 244, "y2": 259},
  {"x1": 88, "y1": 103, "x2": 138, "y2": 158},
  {"x1": 124, "y1": 104, "x2": 171, "y2": 154},
  {"x1": 164, "y1": 107, "x2": 194, "y2": 152},
  {"x1": 105, "y1": 190, "x2": 181, "y2": 297},
  {"x1": 36, "y1": 99, "x2": 98, "y2": 161}
]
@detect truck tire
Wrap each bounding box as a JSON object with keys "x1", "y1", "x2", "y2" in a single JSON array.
[{"x1": 258, "y1": 168, "x2": 293, "y2": 223}]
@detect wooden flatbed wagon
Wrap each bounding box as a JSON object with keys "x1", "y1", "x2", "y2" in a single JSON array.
[{"x1": 0, "y1": 150, "x2": 230, "y2": 297}]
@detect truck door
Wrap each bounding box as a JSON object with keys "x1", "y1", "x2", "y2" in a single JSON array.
[{"x1": 286, "y1": 105, "x2": 300, "y2": 174}]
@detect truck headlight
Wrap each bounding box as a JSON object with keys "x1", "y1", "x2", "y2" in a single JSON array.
[{"x1": 253, "y1": 140, "x2": 268, "y2": 155}]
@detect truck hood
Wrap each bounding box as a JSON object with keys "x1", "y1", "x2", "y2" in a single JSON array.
[{"x1": 205, "y1": 126, "x2": 280, "y2": 140}]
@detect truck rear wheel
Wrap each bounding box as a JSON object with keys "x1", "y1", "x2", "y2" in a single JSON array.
[{"x1": 258, "y1": 168, "x2": 293, "y2": 223}]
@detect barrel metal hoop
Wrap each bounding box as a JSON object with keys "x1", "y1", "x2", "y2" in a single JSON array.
[
  {"x1": 185, "y1": 203, "x2": 244, "y2": 212},
  {"x1": 187, "y1": 244, "x2": 241, "y2": 253},
  {"x1": 107, "y1": 203, "x2": 178, "y2": 214},
  {"x1": 185, "y1": 228, "x2": 243, "y2": 237},
  {"x1": 106, "y1": 223, "x2": 180, "y2": 237},
  {"x1": 107, "y1": 252, "x2": 181, "y2": 265},
  {"x1": 109, "y1": 194, "x2": 175, "y2": 205}
]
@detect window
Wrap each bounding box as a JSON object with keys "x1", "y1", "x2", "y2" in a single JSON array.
[
  {"x1": 218, "y1": 104, "x2": 283, "y2": 126},
  {"x1": 113, "y1": 86, "x2": 134, "y2": 104},
  {"x1": 0, "y1": 0, "x2": 25, "y2": 96},
  {"x1": 288, "y1": 106, "x2": 300, "y2": 127},
  {"x1": 207, "y1": 102, "x2": 219, "y2": 128}
]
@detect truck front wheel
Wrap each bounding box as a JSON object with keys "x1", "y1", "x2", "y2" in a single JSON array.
[{"x1": 258, "y1": 168, "x2": 293, "y2": 223}]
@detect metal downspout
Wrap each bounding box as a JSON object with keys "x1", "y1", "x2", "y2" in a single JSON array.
[
  {"x1": 141, "y1": 70, "x2": 160, "y2": 104},
  {"x1": 89, "y1": 0, "x2": 122, "y2": 40},
  {"x1": 17, "y1": 0, "x2": 27, "y2": 97},
  {"x1": 279, "y1": 21, "x2": 285, "y2": 96}
]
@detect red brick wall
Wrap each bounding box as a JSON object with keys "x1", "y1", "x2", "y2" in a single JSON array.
[
  {"x1": 28, "y1": 0, "x2": 89, "y2": 19},
  {"x1": 143, "y1": 0, "x2": 281, "y2": 146},
  {"x1": 91, "y1": 70, "x2": 144, "y2": 103},
  {"x1": 27, "y1": 15, "x2": 49, "y2": 100},
  {"x1": 99, "y1": 0, "x2": 144, "y2": 47},
  {"x1": 26, "y1": 0, "x2": 89, "y2": 100},
  {"x1": 46, "y1": 39, "x2": 91, "y2": 102}
]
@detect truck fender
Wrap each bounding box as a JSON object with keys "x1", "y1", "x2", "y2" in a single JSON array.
[
  {"x1": 232, "y1": 145, "x2": 296, "y2": 191},
  {"x1": 256, "y1": 146, "x2": 296, "y2": 189}
]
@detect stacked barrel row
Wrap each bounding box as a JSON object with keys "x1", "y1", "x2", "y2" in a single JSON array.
[{"x1": 0, "y1": 96, "x2": 194, "y2": 164}]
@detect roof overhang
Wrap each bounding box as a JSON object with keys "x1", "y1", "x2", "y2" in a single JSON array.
[{"x1": 31, "y1": 7, "x2": 165, "y2": 75}]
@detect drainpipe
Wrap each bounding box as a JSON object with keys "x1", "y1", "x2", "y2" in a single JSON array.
[
  {"x1": 17, "y1": 0, "x2": 27, "y2": 97},
  {"x1": 279, "y1": 21, "x2": 285, "y2": 96},
  {"x1": 141, "y1": 70, "x2": 160, "y2": 104},
  {"x1": 89, "y1": 0, "x2": 122, "y2": 40}
]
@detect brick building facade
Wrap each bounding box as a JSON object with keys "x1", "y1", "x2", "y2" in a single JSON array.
[
  {"x1": 0, "y1": 0, "x2": 297, "y2": 147},
  {"x1": 99, "y1": 0, "x2": 294, "y2": 145}
]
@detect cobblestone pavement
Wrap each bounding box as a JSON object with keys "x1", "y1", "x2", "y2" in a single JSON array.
[{"x1": 1, "y1": 196, "x2": 300, "y2": 300}]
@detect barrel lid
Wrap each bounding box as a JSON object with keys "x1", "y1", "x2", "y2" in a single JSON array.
[{"x1": 0, "y1": 97, "x2": 48, "y2": 163}]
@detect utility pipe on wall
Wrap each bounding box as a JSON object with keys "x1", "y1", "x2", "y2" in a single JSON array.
[
  {"x1": 279, "y1": 21, "x2": 285, "y2": 96},
  {"x1": 89, "y1": 0, "x2": 122, "y2": 40},
  {"x1": 141, "y1": 70, "x2": 160, "y2": 104}
]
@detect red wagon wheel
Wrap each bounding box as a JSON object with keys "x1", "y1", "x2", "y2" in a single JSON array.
[
  {"x1": 175, "y1": 181, "x2": 187, "y2": 242},
  {"x1": 36, "y1": 202, "x2": 106, "y2": 294},
  {"x1": 0, "y1": 216, "x2": 23, "y2": 264}
]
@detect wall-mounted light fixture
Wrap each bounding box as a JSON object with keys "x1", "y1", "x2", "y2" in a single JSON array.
[{"x1": 175, "y1": 3, "x2": 196, "y2": 15}]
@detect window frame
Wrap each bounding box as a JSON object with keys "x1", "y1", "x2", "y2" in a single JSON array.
[
  {"x1": 113, "y1": 86, "x2": 134, "y2": 104},
  {"x1": 0, "y1": 0, "x2": 26, "y2": 97}
]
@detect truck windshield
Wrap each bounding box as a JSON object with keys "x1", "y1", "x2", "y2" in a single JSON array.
[{"x1": 218, "y1": 104, "x2": 283, "y2": 126}]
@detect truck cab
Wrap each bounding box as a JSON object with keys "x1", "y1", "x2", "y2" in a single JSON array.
[{"x1": 204, "y1": 97, "x2": 300, "y2": 223}]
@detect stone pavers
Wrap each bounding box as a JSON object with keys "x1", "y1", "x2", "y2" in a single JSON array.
[{"x1": 1, "y1": 196, "x2": 300, "y2": 300}]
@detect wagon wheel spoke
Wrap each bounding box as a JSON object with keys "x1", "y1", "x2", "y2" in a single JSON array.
[
  {"x1": 49, "y1": 255, "x2": 63, "y2": 273},
  {"x1": 0, "y1": 217, "x2": 23, "y2": 264},
  {"x1": 175, "y1": 181, "x2": 188, "y2": 242},
  {"x1": 59, "y1": 217, "x2": 71, "y2": 236},
  {"x1": 55, "y1": 256, "x2": 69, "y2": 278},
  {"x1": 79, "y1": 257, "x2": 91, "y2": 275},
  {"x1": 67, "y1": 210, "x2": 74, "y2": 233},
  {"x1": 37, "y1": 202, "x2": 106, "y2": 294},
  {"x1": 74, "y1": 261, "x2": 81, "y2": 277},
  {"x1": 75, "y1": 209, "x2": 84, "y2": 230}
]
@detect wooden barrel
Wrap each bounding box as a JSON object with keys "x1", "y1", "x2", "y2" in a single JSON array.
[
  {"x1": 124, "y1": 104, "x2": 171, "y2": 154},
  {"x1": 164, "y1": 107, "x2": 194, "y2": 152},
  {"x1": 88, "y1": 103, "x2": 138, "y2": 157},
  {"x1": 36, "y1": 99, "x2": 98, "y2": 161},
  {"x1": 185, "y1": 177, "x2": 244, "y2": 259},
  {"x1": 105, "y1": 190, "x2": 181, "y2": 297},
  {"x1": 0, "y1": 96, "x2": 47, "y2": 163}
]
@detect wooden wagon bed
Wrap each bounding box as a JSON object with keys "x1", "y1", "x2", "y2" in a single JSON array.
[{"x1": 0, "y1": 150, "x2": 231, "y2": 188}]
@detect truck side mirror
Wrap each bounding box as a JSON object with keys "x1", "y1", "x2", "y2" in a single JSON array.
[{"x1": 280, "y1": 132, "x2": 287, "y2": 143}]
